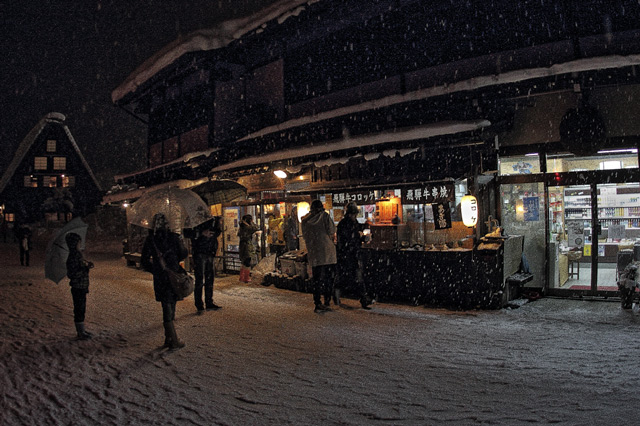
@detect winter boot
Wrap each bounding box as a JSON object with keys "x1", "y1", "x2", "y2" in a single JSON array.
[
  {"x1": 333, "y1": 288, "x2": 341, "y2": 306},
  {"x1": 166, "y1": 321, "x2": 185, "y2": 349},
  {"x1": 75, "y1": 322, "x2": 92, "y2": 340}
]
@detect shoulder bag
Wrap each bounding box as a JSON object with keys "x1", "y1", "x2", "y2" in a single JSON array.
[{"x1": 153, "y1": 240, "x2": 194, "y2": 300}]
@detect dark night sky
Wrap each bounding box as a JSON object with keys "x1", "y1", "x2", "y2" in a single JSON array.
[{"x1": 0, "y1": 0, "x2": 278, "y2": 188}]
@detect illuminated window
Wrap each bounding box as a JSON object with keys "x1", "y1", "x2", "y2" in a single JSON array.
[
  {"x1": 46, "y1": 176, "x2": 57, "y2": 187},
  {"x1": 53, "y1": 157, "x2": 66, "y2": 170},
  {"x1": 61, "y1": 175, "x2": 75, "y2": 187},
  {"x1": 34, "y1": 157, "x2": 47, "y2": 170},
  {"x1": 5, "y1": 213, "x2": 14, "y2": 222},
  {"x1": 46, "y1": 139, "x2": 57, "y2": 152},
  {"x1": 23, "y1": 176, "x2": 38, "y2": 188},
  {"x1": 600, "y1": 160, "x2": 622, "y2": 170}
]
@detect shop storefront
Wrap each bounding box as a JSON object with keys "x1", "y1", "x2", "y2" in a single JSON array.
[
  {"x1": 288, "y1": 177, "x2": 526, "y2": 309},
  {"x1": 498, "y1": 149, "x2": 640, "y2": 297}
]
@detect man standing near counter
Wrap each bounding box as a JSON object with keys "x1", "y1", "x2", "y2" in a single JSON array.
[
  {"x1": 336, "y1": 202, "x2": 372, "y2": 309},
  {"x1": 301, "y1": 200, "x2": 337, "y2": 313}
]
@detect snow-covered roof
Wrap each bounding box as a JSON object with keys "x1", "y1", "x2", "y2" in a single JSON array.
[
  {"x1": 112, "y1": 0, "x2": 317, "y2": 103},
  {"x1": 210, "y1": 119, "x2": 490, "y2": 174},
  {"x1": 112, "y1": 146, "x2": 221, "y2": 182},
  {"x1": 237, "y1": 53, "x2": 640, "y2": 144},
  {"x1": 0, "y1": 112, "x2": 102, "y2": 193}
]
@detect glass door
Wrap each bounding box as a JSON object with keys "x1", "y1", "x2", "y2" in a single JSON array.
[
  {"x1": 500, "y1": 182, "x2": 546, "y2": 289},
  {"x1": 549, "y1": 185, "x2": 592, "y2": 290},
  {"x1": 595, "y1": 182, "x2": 640, "y2": 291}
]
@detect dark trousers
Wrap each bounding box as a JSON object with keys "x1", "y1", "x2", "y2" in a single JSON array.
[
  {"x1": 71, "y1": 287, "x2": 88, "y2": 323},
  {"x1": 19, "y1": 247, "x2": 29, "y2": 266},
  {"x1": 311, "y1": 264, "x2": 335, "y2": 306},
  {"x1": 193, "y1": 254, "x2": 215, "y2": 309},
  {"x1": 161, "y1": 301, "x2": 177, "y2": 322}
]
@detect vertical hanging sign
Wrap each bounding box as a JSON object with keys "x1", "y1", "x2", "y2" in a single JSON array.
[{"x1": 432, "y1": 202, "x2": 452, "y2": 230}]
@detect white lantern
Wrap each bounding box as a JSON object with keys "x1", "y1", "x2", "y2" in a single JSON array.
[{"x1": 461, "y1": 194, "x2": 478, "y2": 227}]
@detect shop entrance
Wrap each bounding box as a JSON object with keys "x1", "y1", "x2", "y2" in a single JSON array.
[{"x1": 548, "y1": 182, "x2": 640, "y2": 293}]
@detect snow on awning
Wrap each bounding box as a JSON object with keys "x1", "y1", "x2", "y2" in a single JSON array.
[
  {"x1": 113, "y1": 147, "x2": 221, "y2": 182},
  {"x1": 102, "y1": 178, "x2": 208, "y2": 205},
  {"x1": 210, "y1": 119, "x2": 490, "y2": 174}
]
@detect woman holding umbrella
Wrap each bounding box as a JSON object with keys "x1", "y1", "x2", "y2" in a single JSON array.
[{"x1": 141, "y1": 213, "x2": 188, "y2": 349}]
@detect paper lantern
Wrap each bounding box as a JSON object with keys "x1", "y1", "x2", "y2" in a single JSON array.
[{"x1": 461, "y1": 194, "x2": 478, "y2": 227}]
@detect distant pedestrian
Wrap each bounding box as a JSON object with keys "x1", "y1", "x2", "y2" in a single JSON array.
[
  {"x1": 301, "y1": 200, "x2": 336, "y2": 313},
  {"x1": 285, "y1": 206, "x2": 300, "y2": 252},
  {"x1": 0, "y1": 217, "x2": 7, "y2": 243},
  {"x1": 141, "y1": 213, "x2": 188, "y2": 349},
  {"x1": 191, "y1": 217, "x2": 223, "y2": 313},
  {"x1": 336, "y1": 202, "x2": 372, "y2": 309},
  {"x1": 17, "y1": 224, "x2": 32, "y2": 266},
  {"x1": 65, "y1": 232, "x2": 94, "y2": 340},
  {"x1": 238, "y1": 214, "x2": 259, "y2": 283}
]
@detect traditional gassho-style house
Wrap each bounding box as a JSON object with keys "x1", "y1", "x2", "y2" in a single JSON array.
[
  {"x1": 0, "y1": 112, "x2": 103, "y2": 224},
  {"x1": 107, "y1": 0, "x2": 640, "y2": 308}
]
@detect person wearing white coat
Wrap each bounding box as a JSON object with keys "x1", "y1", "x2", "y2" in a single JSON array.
[{"x1": 301, "y1": 200, "x2": 337, "y2": 312}]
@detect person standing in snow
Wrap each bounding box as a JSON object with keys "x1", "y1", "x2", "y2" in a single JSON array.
[
  {"x1": 301, "y1": 199, "x2": 337, "y2": 313},
  {"x1": 238, "y1": 214, "x2": 259, "y2": 283},
  {"x1": 17, "y1": 223, "x2": 32, "y2": 266},
  {"x1": 191, "y1": 217, "x2": 223, "y2": 313},
  {"x1": 285, "y1": 206, "x2": 300, "y2": 252},
  {"x1": 141, "y1": 213, "x2": 188, "y2": 349},
  {"x1": 336, "y1": 202, "x2": 372, "y2": 309},
  {"x1": 65, "y1": 232, "x2": 94, "y2": 340}
]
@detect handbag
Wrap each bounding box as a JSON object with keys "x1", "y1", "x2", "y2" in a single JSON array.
[{"x1": 153, "y1": 240, "x2": 194, "y2": 300}]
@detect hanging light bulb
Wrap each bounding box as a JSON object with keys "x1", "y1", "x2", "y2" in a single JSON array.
[
  {"x1": 461, "y1": 193, "x2": 478, "y2": 227},
  {"x1": 274, "y1": 170, "x2": 287, "y2": 179}
]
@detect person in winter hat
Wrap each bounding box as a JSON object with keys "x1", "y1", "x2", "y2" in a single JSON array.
[
  {"x1": 301, "y1": 199, "x2": 337, "y2": 312},
  {"x1": 336, "y1": 202, "x2": 372, "y2": 309},
  {"x1": 237, "y1": 214, "x2": 259, "y2": 283},
  {"x1": 191, "y1": 217, "x2": 223, "y2": 313},
  {"x1": 65, "y1": 232, "x2": 94, "y2": 340},
  {"x1": 141, "y1": 213, "x2": 188, "y2": 349}
]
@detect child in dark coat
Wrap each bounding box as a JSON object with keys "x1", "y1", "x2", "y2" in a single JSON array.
[{"x1": 66, "y1": 232, "x2": 94, "y2": 340}]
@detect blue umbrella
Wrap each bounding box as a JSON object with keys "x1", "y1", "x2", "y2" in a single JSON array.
[{"x1": 44, "y1": 217, "x2": 88, "y2": 284}]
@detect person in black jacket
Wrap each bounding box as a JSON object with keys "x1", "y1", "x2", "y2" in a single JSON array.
[
  {"x1": 336, "y1": 202, "x2": 372, "y2": 309},
  {"x1": 141, "y1": 213, "x2": 188, "y2": 349},
  {"x1": 17, "y1": 224, "x2": 32, "y2": 266},
  {"x1": 66, "y1": 232, "x2": 94, "y2": 340},
  {"x1": 191, "y1": 217, "x2": 223, "y2": 313}
]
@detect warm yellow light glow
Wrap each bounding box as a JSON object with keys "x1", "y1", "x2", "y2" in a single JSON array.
[
  {"x1": 515, "y1": 199, "x2": 525, "y2": 221},
  {"x1": 274, "y1": 170, "x2": 287, "y2": 178},
  {"x1": 461, "y1": 194, "x2": 478, "y2": 227},
  {"x1": 122, "y1": 202, "x2": 129, "y2": 208},
  {"x1": 297, "y1": 201, "x2": 310, "y2": 222}
]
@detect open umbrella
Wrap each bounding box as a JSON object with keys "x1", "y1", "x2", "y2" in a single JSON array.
[
  {"x1": 191, "y1": 179, "x2": 247, "y2": 205},
  {"x1": 44, "y1": 217, "x2": 88, "y2": 284},
  {"x1": 127, "y1": 186, "x2": 212, "y2": 232}
]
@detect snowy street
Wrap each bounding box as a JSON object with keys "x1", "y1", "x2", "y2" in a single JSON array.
[{"x1": 3, "y1": 237, "x2": 640, "y2": 425}]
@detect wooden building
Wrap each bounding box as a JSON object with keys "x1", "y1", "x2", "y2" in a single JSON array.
[
  {"x1": 0, "y1": 112, "x2": 103, "y2": 224},
  {"x1": 108, "y1": 0, "x2": 640, "y2": 306}
]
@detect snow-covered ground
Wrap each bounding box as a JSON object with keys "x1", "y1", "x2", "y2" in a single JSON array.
[{"x1": 3, "y1": 234, "x2": 640, "y2": 425}]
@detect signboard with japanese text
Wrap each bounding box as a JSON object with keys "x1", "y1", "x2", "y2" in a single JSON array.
[
  {"x1": 523, "y1": 197, "x2": 540, "y2": 221},
  {"x1": 432, "y1": 202, "x2": 452, "y2": 230},
  {"x1": 331, "y1": 190, "x2": 377, "y2": 206},
  {"x1": 401, "y1": 183, "x2": 455, "y2": 205}
]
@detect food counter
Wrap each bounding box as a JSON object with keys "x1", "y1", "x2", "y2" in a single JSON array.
[{"x1": 358, "y1": 235, "x2": 524, "y2": 310}]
